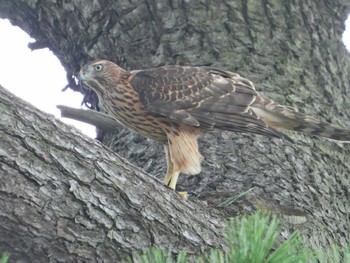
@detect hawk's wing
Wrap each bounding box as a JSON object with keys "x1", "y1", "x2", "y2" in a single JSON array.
[{"x1": 130, "y1": 65, "x2": 287, "y2": 139}]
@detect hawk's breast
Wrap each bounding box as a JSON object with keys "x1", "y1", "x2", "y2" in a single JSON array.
[{"x1": 100, "y1": 82, "x2": 178, "y2": 143}]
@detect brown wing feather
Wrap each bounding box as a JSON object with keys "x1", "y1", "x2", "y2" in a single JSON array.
[
  {"x1": 130, "y1": 65, "x2": 288, "y2": 140},
  {"x1": 252, "y1": 96, "x2": 350, "y2": 141}
]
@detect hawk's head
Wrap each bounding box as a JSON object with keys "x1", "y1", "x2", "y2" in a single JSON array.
[{"x1": 79, "y1": 60, "x2": 126, "y2": 97}]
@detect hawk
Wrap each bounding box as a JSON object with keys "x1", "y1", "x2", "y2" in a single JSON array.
[{"x1": 79, "y1": 60, "x2": 350, "y2": 193}]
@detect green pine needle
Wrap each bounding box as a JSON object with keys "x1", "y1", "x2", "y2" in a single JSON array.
[
  {"x1": 0, "y1": 253, "x2": 10, "y2": 263},
  {"x1": 219, "y1": 188, "x2": 253, "y2": 207},
  {"x1": 223, "y1": 212, "x2": 307, "y2": 263}
]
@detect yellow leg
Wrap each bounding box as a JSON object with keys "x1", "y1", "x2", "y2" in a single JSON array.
[
  {"x1": 163, "y1": 145, "x2": 187, "y2": 198},
  {"x1": 163, "y1": 171, "x2": 180, "y2": 190}
]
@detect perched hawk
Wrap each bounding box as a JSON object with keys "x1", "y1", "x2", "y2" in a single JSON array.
[{"x1": 79, "y1": 60, "x2": 350, "y2": 192}]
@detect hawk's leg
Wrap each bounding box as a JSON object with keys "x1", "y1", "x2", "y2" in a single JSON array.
[
  {"x1": 163, "y1": 145, "x2": 181, "y2": 190},
  {"x1": 163, "y1": 172, "x2": 180, "y2": 190},
  {"x1": 163, "y1": 130, "x2": 203, "y2": 197},
  {"x1": 163, "y1": 145, "x2": 188, "y2": 198}
]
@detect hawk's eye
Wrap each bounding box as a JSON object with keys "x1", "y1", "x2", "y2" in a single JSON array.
[{"x1": 94, "y1": 64, "x2": 103, "y2": 71}]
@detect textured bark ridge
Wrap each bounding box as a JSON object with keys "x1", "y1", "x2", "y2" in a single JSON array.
[
  {"x1": 1, "y1": 0, "x2": 350, "y2": 262},
  {"x1": 0, "y1": 85, "x2": 225, "y2": 262}
]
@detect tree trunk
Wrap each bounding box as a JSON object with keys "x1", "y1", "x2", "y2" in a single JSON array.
[{"x1": 1, "y1": 0, "x2": 350, "y2": 262}]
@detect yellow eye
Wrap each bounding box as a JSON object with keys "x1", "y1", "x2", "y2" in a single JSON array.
[{"x1": 94, "y1": 64, "x2": 103, "y2": 71}]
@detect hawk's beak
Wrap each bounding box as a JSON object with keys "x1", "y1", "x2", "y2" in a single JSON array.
[
  {"x1": 77, "y1": 70, "x2": 91, "y2": 92},
  {"x1": 78, "y1": 63, "x2": 91, "y2": 82},
  {"x1": 78, "y1": 68, "x2": 86, "y2": 82}
]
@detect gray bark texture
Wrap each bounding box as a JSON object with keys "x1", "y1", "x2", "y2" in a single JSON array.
[
  {"x1": 0, "y1": 85, "x2": 225, "y2": 262},
  {"x1": 1, "y1": 0, "x2": 350, "y2": 262}
]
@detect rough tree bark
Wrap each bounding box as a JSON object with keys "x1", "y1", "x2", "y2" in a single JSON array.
[
  {"x1": 0, "y1": 0, "x2": 350, "y2": 262},
  {"x1": 0, "y1": 84, "x2": 225, "y2": 262}
]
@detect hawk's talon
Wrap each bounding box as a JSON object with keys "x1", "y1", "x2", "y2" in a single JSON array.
[{"x1": 177, "y1": 191, "x2": 188, "y2": 199}]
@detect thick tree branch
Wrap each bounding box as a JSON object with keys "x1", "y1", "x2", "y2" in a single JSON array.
[{"x1": 0, "y1": 85, "x2": 226, "y2": 262}]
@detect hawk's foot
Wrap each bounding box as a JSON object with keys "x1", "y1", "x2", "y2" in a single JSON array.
[{"x1": 177, "y1": 191, "x2": 188, "y2": 199}]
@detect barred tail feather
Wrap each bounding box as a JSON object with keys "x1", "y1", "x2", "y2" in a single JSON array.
[{"x1": 252, "y1": 99, "x2": 350, "y2": 142}]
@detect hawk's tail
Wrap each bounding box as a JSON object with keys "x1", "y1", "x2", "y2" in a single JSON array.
[{"x1": 252, "y1": 97, "x2": 350, "y2": 142}]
